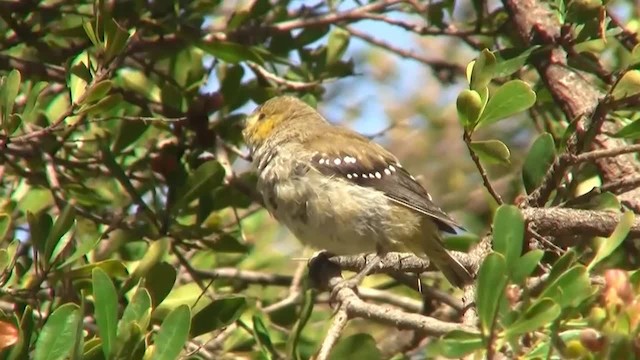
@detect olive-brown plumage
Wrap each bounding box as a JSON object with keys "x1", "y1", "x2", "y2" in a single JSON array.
[{"x1": 243, "y1": 95, "x2": 472, "y2": 287}]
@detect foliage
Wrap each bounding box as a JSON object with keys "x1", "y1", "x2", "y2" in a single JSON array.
[{"x1": 1, "y1": 0, "x2": 640, "y2": 359}]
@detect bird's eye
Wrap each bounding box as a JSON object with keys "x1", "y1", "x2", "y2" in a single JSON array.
[{"x1": 258, "y1": 113, "x2": 266, "y2": 121}]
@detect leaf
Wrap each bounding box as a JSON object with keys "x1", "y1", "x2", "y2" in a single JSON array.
[
  {"x1": 45, "y1": 204, "x2": 76, "y2": 265},
  {"x1": 92, "y1": 268, "x2": 119, "y2": 359},
  {"x1": 0, "y1": 249, "x2": 9, "y2": 274},
  {"x1": 326, "y1": 27, "x2": 350, "y2": 65},
  {"x1": 0, "y1": 213, "x2": 11, "y2": 241},
  {"x1": 252, "y1": 314, "x2": 278, "y2": 359},
  {"x1": 470, "y1": 139, "x2": 511, "y2": 164},
  {"x1": 27, "y1": 211, "x2": 53, "y2": 262},
  {"x1": 613, "y1": 119, "x2": 640, "y2": 139},
  {"x1": 540, "y1": 266, "x2": 593, "y2": 309},
  {"x1": 57, "y1": 233, "x2": 100, "y2": 268},
  {"x1": 171, "y1": 160, "x2": 225, "y2": 214},
  {"x1": 588, "y1": 212, "x2": 634, "y2": 271},
  {"x1": 197, "y1": 41, "x2": 263, "y2": 64},
  {"x1": 118, "y1": 287, "x2": 152, "y2": 343},
  {"x1": 504, "y1": 298, "x2": 561, "y2": 338},
  {"x1": 492, "y1": 205, "x2": 525, "y2": 274},
  {"x1": 83, "y1": 21, "x2": 101, "y2": 48},
  {"x1": 456, "y1": 89, "x2": 484, "y2": 129},
  {"x1": 426, "y1": 330, "x2": 483, "y2": 358},
  {"x1": 612, "y1": 70, "x2": 640, "y2": 101},
  {"x1": 190, "y1": 297, "x2": 247, "y2": 337},
  {"x1": 511, "y1": 249, "x2": 544, "y2": 285},
  {"x1": 83, "y1": 80, "x2": 113, "y2": 105},
  {"x1": 57, "y1": 259, "x2": 128, "y2": 280},
  {"x1": 78, "y1": 93, "x2": 123, "y2": 115},
  {"x1": 287, "y1": 289, "x2": 315, "y2": 360},
  {"x1": 104, "y1": 19, "x2": 131, "y2": 62},
  {"x1": 1, "y1": 69, "x2": 21, "y2": 128},
  {"x1": 493, "y1": 46, "x2": 541, "y2": 78},
  {"x1": 145, "y1": 261, "x2": 177, "y2": 307},
  {"x1": 470, "y1": 49, "x2": 496, "y2": 91},
  {"x1": 328, "y1": 333, "x2": 381, "y2": 360},
  {"x1": 0, "y1": 320, "x2": 19, "y2": 352},
  {"x1": 152, "y1": 305, "x2": 190, "y2": 360},
  {"x1": 23, "y1": 81, "x2": 48, "y2": 123},
  {"x1": 477, "y1": 80, "x2": 536, "y2": 127},
  {"x1": 476, "y1": 253, "x2": 508, "y2": 336},
  {"x1": 34, "y1": 303, "x2": 81, "y2": 360},
  {"x1": 522, "y1": 133, "x2": 556, "y2": 194}
]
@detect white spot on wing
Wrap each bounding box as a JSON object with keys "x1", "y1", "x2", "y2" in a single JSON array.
[
  {"x1": 319, "y1": 158, "x2": 325, "y2": 165},
  {"x1": 384, "y1": 168, "x2": 391, "y2": 175},
  {"x1": 344, "y1": 156, "x2": 356, "y2": 164},
  {"x1": 353, "y1": 173, "x2": 359, "y2": 178},
  {"x1": 346, "y1": 174, "x2": 352, "y2": 179},
  {"x1": 389, "y1": 165, "x2": 396, "y2": 172},
  {"x1": 334, "y1": 158, "x2": 342, "y2": 165},
  {"x1": 369, "y1": 173, "x2": 375, "y2": 178},
  {"x1": 362, "y1": 174, "x2": 368, "y2": 178},
  {"x1": 375, "y1": 172, "x2": 382, "y2": 179}
]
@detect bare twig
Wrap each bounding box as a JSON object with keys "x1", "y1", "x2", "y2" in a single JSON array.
[
  {"x1": 463, "y1": 132, "x2": 504, "y2": 205},
  {"x1": 316, "y1": 305, "x2": 349, "y2": 360}
]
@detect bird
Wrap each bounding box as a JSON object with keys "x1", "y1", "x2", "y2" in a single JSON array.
[{"x1": 242, "y1": 95, "x2": 473, "y2": 288}]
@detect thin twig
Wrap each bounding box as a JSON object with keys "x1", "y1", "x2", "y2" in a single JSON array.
[
  {"x1": 316, "y1": 305, "x2": 349, "y2": 360},
  {"x1": 463, "y1": 131, "x2": 504, "y2": 205}
]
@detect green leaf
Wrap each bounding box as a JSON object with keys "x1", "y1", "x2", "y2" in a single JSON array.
[
  {"x1": 477, "y1": 80, "x2": 536, "y2": 127},
  {"x1": 287, "y1": 289, "x2": 315, "y2": 360},
  {"x1": 457, "y1": 89, "x2": 484, "y2": 128},
  {"x1": 83, "y1": 21, "x2": 102, "y2": 48},
  {"x1": 0, "y1": 249, "x2": 9, "y2": 274},
  {"x1": 511, "y1": 249, "x2": 544, "y2": 285},
  {"x1": 78, "y1": 93, "x2": 123, "y2": 115},
  {"x1": 104, "y1": 19, "x2": 131, "y2": 62},
  {"x1": 34, "y1": 304, "x2": 82, "y2": 360},
  {"x1": 492, "y1": 205, "x2": 525, "y2": 274},
  {"x1": 470, "y1": 139, "x2": 511, "y2": 165},
  {"x1": 152, "y1": 305, "x2": 190, "y2": 360},
  {"x1": 426, "y1": 330, "x2": 483, "y2": 358},
  {"x1": 112, "y1": 118, "x2": 149, "y2": 153},
  {"x1": 612, "y1": 70, "x2": 640, "y2": 101},
  {"x1": 145, "y1": 261, "x2": 177, "y2": 307},
  {"x1": 295, "y1": 26, "x2": 330, "y2": 47},
  {"x1": 57, "y1": 259, "x2": 128, "y2": 280},
  {"x1": 197, "y1": 41, "x2": 263, "y2": 64},
  {"x1": 0, "y1": 213, "x2": 11, "y2": 241},
  {"x1": 522, "y1": 133, "x2": 556, "y2": 194},
  {"x1": 27, "y1": 211, "x2": 53, "y2": 262},
  {"x1": 588, "y1": 212, "x2": 634, "y2": 271},
  {"x1": 252, "y1": 314, "x2": 278, "y2": 359},
  {"x1": 476, "y1": 253, "x2": 508, "y2": 336},
  {"x1": 328, "y1": 333, "x2": 381, "y2": 360},
  {"x1": 1, "y1": 69, "x2": 21, "y2": 129},
  {"x1": 190, "y1": 297, "x2": 247, "y2": 337},
  {"x1": 118, "y1": 287, "x2": 152, "y2": 343},
  {"x1": 504, "y1": 298, "x2": 561, "y2": 338},
  {"x1": 540, "y1": 266, "x2": 592, "y2": 309},
  {"x1": 613, "y1": 119, "x2": 640, "y2": 139},
  {"x1": 92, "y1": 268, "x2": 119, "y2": 358},
  {"x1": 58, "y1": 233, "x2": 100, "y2": 268},
  {"x1": 326, "y1": 27, "x2": 350, "y2": 65},
  {"x1": 470, "y1": 49, "x2": 496, "y2": 91},
  {"x1": 171, "y1": 160, "x2": 225, "y2": 214},
  {"x1": 493, "y1": 46, "x2": 541, "y2": 78},
  {"x1": 23, "y1": 81, "x2": 48, "y2": 123},
  {"x1": 45, "y1": 204, "x2": 76, "y2": 265},
  {"x1": 83, "y1": 80, "x2": 113, "y2": 105}
]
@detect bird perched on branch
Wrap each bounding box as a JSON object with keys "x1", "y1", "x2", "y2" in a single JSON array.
[{"x1": 242, "y1": 95, "x2": 472, "y2": 288}]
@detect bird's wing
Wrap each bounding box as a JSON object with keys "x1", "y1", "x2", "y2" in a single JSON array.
[{"x1": 304, "y1": 128, "x2": 462, "y2": 234}]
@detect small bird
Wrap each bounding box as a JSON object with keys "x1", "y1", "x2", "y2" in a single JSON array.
[{"x1": 242, "y1": 96, "x2": 472, "y2": 288}]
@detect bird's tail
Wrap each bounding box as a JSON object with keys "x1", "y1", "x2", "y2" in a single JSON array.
[
  {"x1": 427, "y1": 242, "x2": 473, "y2": 288},
  {"x1": 412, "y1": 221, "x2": 474, "y2": 288}
]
